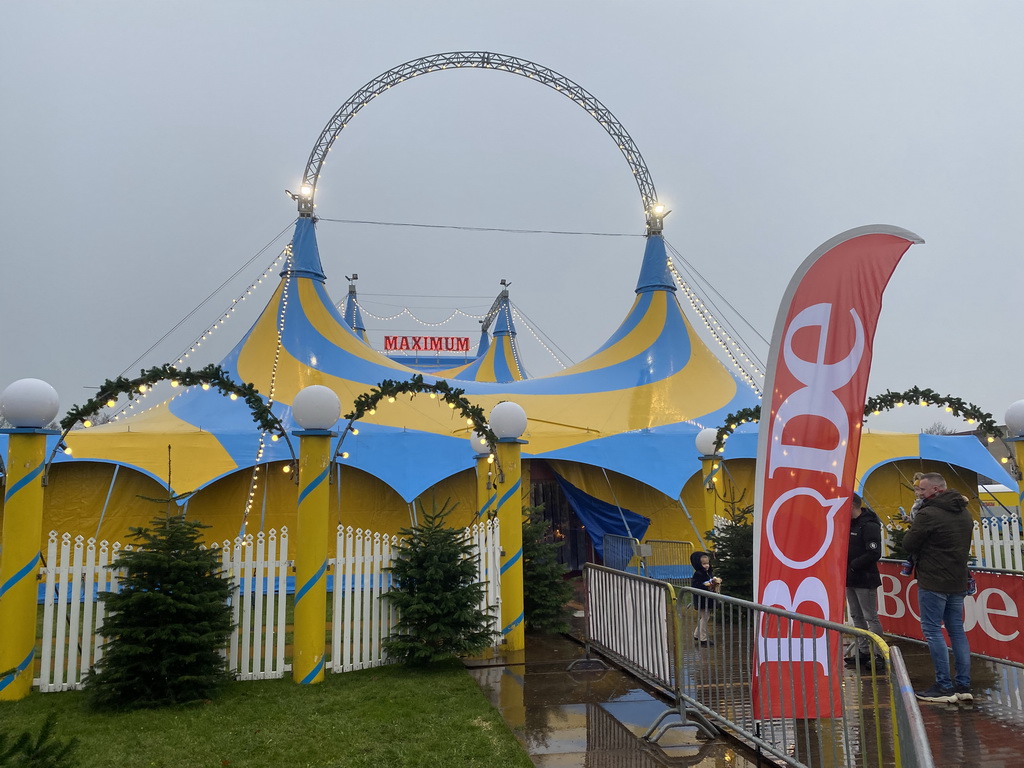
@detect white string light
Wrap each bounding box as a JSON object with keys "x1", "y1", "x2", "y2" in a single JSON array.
[
  {"x1": 509, "y1": 307, "x2": 567, "y2": 370},
  {"x1": 116, "y1": 251, "x2": 287, "y2": 421},
  {"x1": 239, "y1": 244, "x2": 293, "y2": 535},
  {"x1": 667, "y1": 258, "x2": 763, "y2": 396},
  {"x1": 351, "y1": 302, "x2": 488, "y2": 326}
]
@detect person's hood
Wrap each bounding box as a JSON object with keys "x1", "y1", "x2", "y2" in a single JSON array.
[
  {"x1": 855, "y1": 505, "x2": 882, "y2": 525},
  {"x1": 690, "y1": 550, "x2": 711, "y2": 569},
  {"x1": 925, "y1": 489, "x2": 970, "y2": 514}
]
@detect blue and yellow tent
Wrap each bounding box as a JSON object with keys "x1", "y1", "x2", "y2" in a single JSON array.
[{"x1": 6, "y1": 217, "x2": 1012, "y2": 548}]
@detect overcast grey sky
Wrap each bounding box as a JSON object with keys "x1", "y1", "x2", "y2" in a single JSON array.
[{"x1": 2, "y1": 1, "x2": 1021, "y2": 433}]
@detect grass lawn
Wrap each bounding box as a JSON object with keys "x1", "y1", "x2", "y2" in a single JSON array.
[{"x1": 0, "y1": 660, "x2": 532, "y2": 768}]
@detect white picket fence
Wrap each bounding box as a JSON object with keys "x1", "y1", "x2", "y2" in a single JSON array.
[
  {"x1": 33, "y1": 518, "x2": 501, "y2": 692},
  {"x1": 711, "y1": 512, "x2": 1024, "y2": 573},
  {"x1": 881, "y1": 515, "x2": 1023, "y2": 571}
]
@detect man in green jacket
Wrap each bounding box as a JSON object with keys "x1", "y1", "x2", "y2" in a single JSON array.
[{"x1": 903, "y1": 472, "x2": 974, "y2": 703}]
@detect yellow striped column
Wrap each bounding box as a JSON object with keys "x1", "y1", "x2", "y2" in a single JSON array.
[
  {"x1": 495, "y1": 438, "x2": 526, "y2": 651},
  {"x1": 292, "y1": 427, "x2": 333, "y2": 684},
  {"x1": 290, "y1": 384, "x2": 341, "y2": 686},
  {"x1": 1005, "y1": 401, "x2": 1024, "y2": 523},
  {"x1": 1, "y1": 377, "x2": 60, "y2": 701},
  {"x1": 0, "y1": 431, "x2": 49, "y2": 700},
  {"x1": 1011, "y1": 438, "x2": 1024, "y2": 516}
]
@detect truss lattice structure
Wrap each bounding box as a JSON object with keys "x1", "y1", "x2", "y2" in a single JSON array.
[{"x1": 298, "y1": 51, "x2": 664, "y2": 233}]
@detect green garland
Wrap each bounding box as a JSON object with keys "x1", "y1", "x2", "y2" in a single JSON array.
[
  {"x1": 62, "y1": 363, "x2": 285, "y2": 436},
  {"x1": 713, "y1": 387, "x2": 998, "y2": 453},
  {"x1": 343, "y1": 374, "x2": 498, "y2": 448},
  {"x1": 713, "y1": 406, "x2": 762, "y2": 453},
  {"x1": 864, "y1": 387, "x2": 998, "y2": 436}
]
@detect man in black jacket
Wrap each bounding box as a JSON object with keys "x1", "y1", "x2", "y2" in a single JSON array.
[
  {"x1": 903, "y1": 472, "x2": 974, "y2": 703},
  {"x1": 845, "y1": 493, "x2": 884, "y2": 671}
]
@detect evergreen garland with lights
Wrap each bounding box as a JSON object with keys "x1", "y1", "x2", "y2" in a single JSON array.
[
  {"x1": 61, "y1": 363, "x2": 285, "y2": 437},
  {"x1": 342, "y1": 373, "x2": 498, "y2": 448},
  {"x1": 712, "y1": 387, "x2": 998, "y2": 453},
  {"x1": 864, "y1": 386, "x2": 998, "y2": 436}
]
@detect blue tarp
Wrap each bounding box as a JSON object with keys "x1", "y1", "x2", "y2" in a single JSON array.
[{"x1": 553, "y1": 472, "x2": 650, "y2": 558}]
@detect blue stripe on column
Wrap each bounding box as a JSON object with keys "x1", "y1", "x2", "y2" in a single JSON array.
[
  {"x1": 500, "y1": 547, "x2": 522, "y2": 575},
  {"x1": 475, "y1": 492, "x2": 496, "y2": 520},
  {"x1": 298, "y1": 468, "x2": 329, "y2": 506},
  {"x1": 0, "y1": 648, "x2": 35, "y2": 692},
  {"x1": 5, "y1": 463, "x2": 43, "y2": 503},
  {"x1": 0, "y1": 552, "x2": 40, "y2": 600},
  {"x1": 501, "y1": 613, "x2": 524, "y2": 636},
  {"x1": 300, "y1": 656, "x2": 325, "y2": 684},
  {"x1": 294, "y1": 559, "x2": 327, "y2": 605},
  {"x1": 495, "y1": 478, "x2": 521, "y2": 511}
]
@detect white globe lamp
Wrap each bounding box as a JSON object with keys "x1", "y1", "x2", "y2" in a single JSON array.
[
  {"x1": 1005, "y1": 400, "x2": 1024, "y2": 439},
  {"x1": 0, "y1": 379, "x2": 60, "y2": 429},
  {"x1": 695, "y1": 427, "x2": 719, "y2": 457},
  {"x1": 292, "y1": 385, "x2": 341, "y2": 430},
  {"x1": 489, "y1": 401, "x2": 527, "y2": 440},
  {"x1": 470, "y1": 430, "x2": 490, "y2": 455}
]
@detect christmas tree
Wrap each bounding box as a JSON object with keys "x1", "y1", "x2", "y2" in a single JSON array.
[
  {"x1": 383, "y1": 500, "x2": 497, "y2": 664},
  {"x1": 522, "y1": 507, "x2": 574, "y2": 633},
  {"x1": 84, "y1": 514, "x2": 234, "y2": 709}
]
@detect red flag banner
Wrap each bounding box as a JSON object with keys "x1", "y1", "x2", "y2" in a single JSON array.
[{"x1": 752, "y1": 226, "x2": 922, "y2": 718}]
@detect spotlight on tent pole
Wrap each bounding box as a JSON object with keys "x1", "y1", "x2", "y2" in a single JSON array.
[
  {"x1": 0, "y1": 378, "x2": 60, "y2": 701},
  {"x1": 645, "y1": 201, "x2": 671, "y2": 236}
]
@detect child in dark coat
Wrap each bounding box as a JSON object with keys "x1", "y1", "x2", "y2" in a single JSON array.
[{"x1": 690, "y1": 551, "x2": 721, "y2": 645}]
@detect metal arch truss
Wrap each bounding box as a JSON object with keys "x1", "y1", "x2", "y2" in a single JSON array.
[{"x1": 298, "y1": 51, "x2": 666, "y2": 234}]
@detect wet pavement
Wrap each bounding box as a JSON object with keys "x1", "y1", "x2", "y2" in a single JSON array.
[
  {"x1": 466, "y1": 633, "x2": 758, "y2": 767},
  {"x1": 466, "y1": 633, "x2": 1024, "y2": 767}
]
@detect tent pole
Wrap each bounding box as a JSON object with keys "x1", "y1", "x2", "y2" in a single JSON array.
[
  {"x1": 676, "y1": 494, "x2": 708, "y2": 552},
  {"x1": 94, "y1": 464, "x2": 120, "y2": 540},
  {"x1": 601, "y1": 467, "x2": 633, "y2": 539}
]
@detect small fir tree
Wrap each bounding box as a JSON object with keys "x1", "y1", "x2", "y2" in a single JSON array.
[
  {"x1": 522, "y1": 506, "x2": 574, "y2": 633},
  {"x1": 0, "y1": 715, "x2": 79, "y2": 768},
  {"x1": 84, "y1": 514, "x2": 234, "y2": 709},
  {"x1": 704, "y1": 505, "x2": 754, "y2": 600},
  {"x1": 383, "y1": 500, "x2": 497, "y2": 664}
]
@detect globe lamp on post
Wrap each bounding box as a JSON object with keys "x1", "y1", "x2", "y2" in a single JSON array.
[
  {"x1": 290, "y1": 385, "x2": 340, "y2": 685},
  {"x1": 1005, "y1": 400, "x2": 1024, "y2": 514},
  {"x1": 489, "y1": 401, "x2": 528, "y2": 653},
  {"x1": 0, "y1": 378, "x2": 60, "y2": 700}
]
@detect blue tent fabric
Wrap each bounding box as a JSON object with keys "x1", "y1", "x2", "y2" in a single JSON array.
[{"x1": 553, "y1": 471, "x2": 650, "y2": 557}]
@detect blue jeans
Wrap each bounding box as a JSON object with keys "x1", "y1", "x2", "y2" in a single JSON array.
[{"x1": 917, "y1": 588, "x2": 971, "y2": 689}]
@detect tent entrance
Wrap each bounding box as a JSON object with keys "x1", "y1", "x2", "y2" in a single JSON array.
[{"x1": 529, "y1": 460, "x2": 592, "y2": 573}]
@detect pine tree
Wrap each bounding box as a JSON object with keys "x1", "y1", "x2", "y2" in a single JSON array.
[
  {"x1": 522, "y1": 507, "x2": 574, "y2": 634},
  {"x1": 0, "y1": 715, "x2": 79, "y2": 768},
  {"x1": 84, "y1": 514, "x2": 234, "y2": 709},
  {"x1": 383, "y1": 500, "x2": 497, "y2": 664},
  {"x1": 704, "y1": 505, "x2": 754, "y2": 600}
]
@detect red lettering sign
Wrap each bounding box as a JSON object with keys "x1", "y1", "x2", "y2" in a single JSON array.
[
  {"x1": 382, "y1": 336, "x2": 471, "y2": 354},
  {"x1": 877, "y1": 561, "x2": 1024, "y2": 664},
  {"x1": 753, "y1": 227, "x2": 921, "y2": 718}
]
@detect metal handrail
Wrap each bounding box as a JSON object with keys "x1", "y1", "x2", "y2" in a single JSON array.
[{"x1": 581, "y1": 563, "x2": 936, "y2": 767}]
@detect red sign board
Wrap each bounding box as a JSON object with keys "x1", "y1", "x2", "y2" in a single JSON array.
[
  {"x1": 383, "y1": 336, "x2": 470, "y2": 353},
  {"x1": 878, "y1": 561, "x2": 1024, "y2": 665}
]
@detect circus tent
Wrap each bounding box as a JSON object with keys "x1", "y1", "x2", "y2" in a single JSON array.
[{"x1": 3, "y1": 217, "x2": 1014, "y2": 549}]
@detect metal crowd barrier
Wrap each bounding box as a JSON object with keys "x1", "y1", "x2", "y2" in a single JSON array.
[
  {"x1": 581, "y1": 564, "x2": 935, "y2": 768},
  {"x1": 602, "y1": 534, "x2": 644, "y2": 574},
  {"x1": 641, "y1": 539, "x2": 695, "y2": 586}
]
